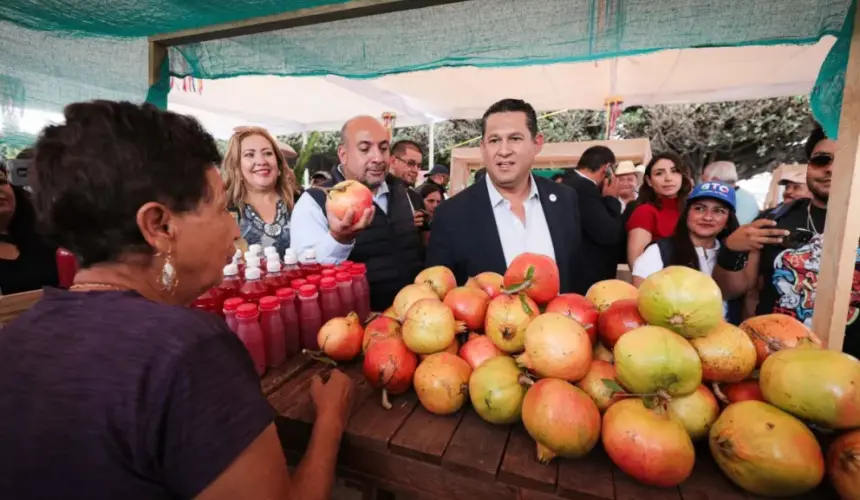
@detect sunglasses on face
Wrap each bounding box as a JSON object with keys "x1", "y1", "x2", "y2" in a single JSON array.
[{"x1": 809, "y1": 153, "x2": 834, "y2": 168}]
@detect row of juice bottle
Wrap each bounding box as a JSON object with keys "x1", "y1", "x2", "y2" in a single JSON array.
[{"x1": 190, "y1": 245, "x2": 371, "y2": 376}]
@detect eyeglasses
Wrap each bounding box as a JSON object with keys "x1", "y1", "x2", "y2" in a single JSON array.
[
  {"x1": 395, "y1": 156, "x2": 421, "y2": 169},
  {"x1": 809, "y1": 153, "x2": 834, "y2": 168}
]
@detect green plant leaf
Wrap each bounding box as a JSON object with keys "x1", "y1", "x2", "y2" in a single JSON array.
[
  {"x1": 519, "y1": 294, "x2": 534, "y2": 316},
  {"x1": 642, "y1": 396, "x2": 657, "y2": 410},
  {"x1": 601, "y1": 379, "x2": 624, "y2": 394},
  {"x1": 525, "y1": 265, "x2": 535, "y2": 281}
]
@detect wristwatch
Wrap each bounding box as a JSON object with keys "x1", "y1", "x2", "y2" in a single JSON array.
[{"x1": 717, "y1": 246, "x2": 749, "y2": 272}]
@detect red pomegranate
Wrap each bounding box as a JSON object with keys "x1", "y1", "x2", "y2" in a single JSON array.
[
  {"x1": 593, "y1": 342, "x2": 614, "y2": 364},
  {"x1": 827, "y1": 429, "x2": 860, "y2": 500},
  {"x1": 414, "y1": 352, "x2": 472, "y2": 415},
  {"x1": 545, "y1": 293, "x2": 599, "y2": 344},
  {"x1": 597, "y1": 298, "x2": 647, "y2": 348},
  {"x1": 739, "y1": 313, "x2": 822, "y2": 366},
  {"x1": 363, "y1": 337, "x2": 418, "y2": 409},
  {"x1": 317, "y1": 312, "x2": 364, "y2": 362},
  {"x1": 515, "y1": 312, "x2": 592, "y2": 381},
  {"x1": 362, "y1": 315, "x2": 401, "y2": 353},
  {"x1": 325, "y1": 180, "x2": 373, "y2": 225},
  {"x1": 522, "y1": 378, "x2": 601, "y2": 463},
  {"x1": 458, "y1": 334, "x2": 504, "y2": 370},
  {"x1": 443, "y1": 286, "x2": 491, "y2": 331},
  {"x1": 466, "y1": 272, "x2": 505, "y2": 298},
  {"x1": 484, "y1": 293, "x2": 539, "y2": 353},
  {"x1": 575, "y1": 360, "x2": 623, "y2": 412},
  {"x1": 415, "y1": 266, "x2": 457, "y2": 299},
  {"x1": 602, "y1": 398, "x2": 695, "y2": 487},
  {"x1": 690, "y1": 322, "x2": 757, "y2": 383},
  {"x1": 503, "y1": 252, "x2": 560, "y2": 304},
  {"x1": 715, "y1": 379, "x2": 764, "y2": 405},
  {"x1": 585, "y1": 279, "x2": 638, "y2": 312}
]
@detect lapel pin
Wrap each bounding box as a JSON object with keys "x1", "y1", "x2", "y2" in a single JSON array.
[{"x1": 549, "y1": 194, "x2": 557, "y2": 202}]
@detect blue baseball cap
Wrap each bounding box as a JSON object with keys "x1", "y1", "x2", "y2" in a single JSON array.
[{"x1": 688, "y1": 181, "x2": 737, "y2": 210}]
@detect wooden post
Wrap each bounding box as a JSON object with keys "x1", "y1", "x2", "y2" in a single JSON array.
[
  {"x1": 811, "y1": 5, "x2": 860, "y2": 351},
  {"x1": 148, "y1": 42, "x2": 167, "y2": 87}
]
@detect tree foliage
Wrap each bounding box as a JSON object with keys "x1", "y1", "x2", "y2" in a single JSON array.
[{"x1": 276, "y1": 96, "x2": 813, "y2": 180}]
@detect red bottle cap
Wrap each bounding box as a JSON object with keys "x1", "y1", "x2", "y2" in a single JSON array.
[
  {"x1": 321, "y1": 269, "x2": 336, "y2": 278},
  {"x1": 259, "y1": 296, "x2": 281, "y2": 311},
  {"x1": 236, "y1": 303, "x2": 259, "y2": 319},
  {"x1": 290, "y1": 278, "x2": 307, "y2": 289},
  {"x1": 306, "y1": 274, "x2": 323, "y2": 285},
  {"x1": 353, "y1": 263, "x2": 367, "y2": 272},
  {"x1": 342, "y1": 260, "x2": 355, "y2": 269},
  {"x1": 320, "y1": 277, "x2": 337, "y2": 290},
  {"x1": 275, "y1": 287, "x2": 295, "y2": 299},
  {"x1": 298, "y1": 284, "x2": 318, "y2": 298},
  {"x1": 223, "y1": 297, "x2": 245, "y2": 312},
  {"x1": 349, "y1": 265, "x2": 366, "y2": 276},
  {"x1": 335, "y1": 272, "x2": 352, "y2": 283},
  {"x1": 321, "y1": 263, "x2": 336, "y2": 270}
]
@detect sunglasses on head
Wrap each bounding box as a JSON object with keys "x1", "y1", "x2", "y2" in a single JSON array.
[{"x1": 809, "y1": 152, "x2": 834, "y2": 168}]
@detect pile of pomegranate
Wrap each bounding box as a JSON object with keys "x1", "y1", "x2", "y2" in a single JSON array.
[{"x1": 307, "y1": 257, "x2": 860, "y2": 497}]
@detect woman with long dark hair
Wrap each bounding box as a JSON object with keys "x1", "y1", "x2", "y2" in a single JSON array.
[
  {"x1": 625, "y1": 152, "x2": 694, "y2": 266},
  {"x1": 632, "y1": 182, "x2": 740, "y2": 319},
  {"x1": 0, "y1": 154, "x2": 59, "y2": 295}
]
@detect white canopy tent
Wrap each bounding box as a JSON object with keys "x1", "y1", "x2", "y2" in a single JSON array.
[{"x1": 168, "y1": 38, "x2": 835, "y2": 137}]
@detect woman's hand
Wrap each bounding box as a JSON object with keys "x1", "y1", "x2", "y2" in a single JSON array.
[
  {"x1": 725, "y1": 219, "x2": 790, "y2": 252},
  {"x1": 310, "y1": 369, "x2": 354, "y2": 433}
]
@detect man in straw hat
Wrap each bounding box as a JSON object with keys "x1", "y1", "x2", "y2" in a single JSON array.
[{"x1": 614, "y1": 160, "x2": 642, "y2": 211}]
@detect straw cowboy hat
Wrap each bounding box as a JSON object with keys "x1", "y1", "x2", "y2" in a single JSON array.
[
  {"x1": 777, "y1": 163, "x2": 807, "y2": 185},
  {"x1": 615, "y1": 160, "x2": 645, "y2": 181}
]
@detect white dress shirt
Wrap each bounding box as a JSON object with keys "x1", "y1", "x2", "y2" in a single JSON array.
[
  {"x1": 486, "y1": 176, "x2": 557, "y2": 267},
  {"x1": 289, "y1": 179, "x2": 390, "y2": 264}
]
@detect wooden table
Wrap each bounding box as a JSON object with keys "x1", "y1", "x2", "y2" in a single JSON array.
[{"x1": 263, "y1": 359, "x2": 840, "y2": 500}]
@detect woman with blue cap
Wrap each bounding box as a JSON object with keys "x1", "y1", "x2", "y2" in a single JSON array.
[{"x1": 632, "y1": 181, "x2": 741, "y2": 320}]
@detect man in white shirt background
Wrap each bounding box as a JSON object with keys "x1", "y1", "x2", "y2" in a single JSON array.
[
  {"x1": 426, "y1": 98, "x2": 584, "y2": 293},
  {"x1": 290, "y1": 115, "x2": 424, "y2": 311}
]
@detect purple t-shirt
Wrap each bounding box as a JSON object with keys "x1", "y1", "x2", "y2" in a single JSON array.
[{"x1": 0, "y1": 288, "x2": 275, "y2": 499}]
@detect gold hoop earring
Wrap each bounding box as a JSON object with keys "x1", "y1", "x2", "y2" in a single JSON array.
[{"x1": 156, "y1": 250, "x2": 179, "y2": 292}]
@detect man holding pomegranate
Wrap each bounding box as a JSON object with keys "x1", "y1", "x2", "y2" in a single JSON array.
[
  {"x1": 426, "y1": 98, "x2": 583, "y2": 293},
  {"x1": 290, "y1": 116, "x2": 425, "y2": 311},
  {"x1": 713, "y1": 124, "x2": 860, "y2": 358}
]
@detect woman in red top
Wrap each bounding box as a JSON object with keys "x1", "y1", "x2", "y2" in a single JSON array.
[{"x1": 625, "y1": 152, "x2": 693, "y2": 266}]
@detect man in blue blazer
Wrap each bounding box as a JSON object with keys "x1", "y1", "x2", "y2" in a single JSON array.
[{"x1": 426, "y1": 98, "x2": 584, "y2": 293}]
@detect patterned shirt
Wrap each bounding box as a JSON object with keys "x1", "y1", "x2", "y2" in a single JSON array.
[{"x1": 238, "y1": 199, "x2": 291, "y2": 256}]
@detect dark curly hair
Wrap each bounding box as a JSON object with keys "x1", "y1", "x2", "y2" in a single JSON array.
[
  {"x1": 33, "y1": 101, "x2": 222, "y2": 267},
  {"x1": 415, "y1": 182, "x2": 444, "y2": 200}
]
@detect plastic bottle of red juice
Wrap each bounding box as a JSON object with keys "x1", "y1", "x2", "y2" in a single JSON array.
[
  {"x1": 263, "y1": 246, "x2": 279, "y2": 262},
  {"x1": 319, "y1": 277, "x2": 342, "y2": 323},
  {"x1": 259, "y1": 296, "x2": 287, "y2": 368},
  {"x1": 275, "y1": 287, "x2": 301, "y2": 357},
  {"x1": 306, "y1": 274, "x2": 323, "y2": 288},
  {"x1": 248, "y1": 244, "x2": 263, "y2": 258},
  {"x1": 290, "y1": 278, "x2": 307, "y2": 290},
  {"x1": 219, "y1": 263, "x2": 242, "y2": 299},
  {"x1": 301, "y1": 249, "x2": 322, "y2": 277},
  {"x1": 349, "y1": 264, "x2": 371, "y2": 322},
  {"x1": 55, "y1": 248, "x2": 79, "y2": 289},
  {"x1": 223, "y1": 297, "x2": 245, "y2": 333},
  {"x1": 283, "y1": 252, "x2": 303, "y2": 282},
  {"x1": 321, "y1": 269, "x2": 337, "y2": 279},
  {"x1": 190, "y1": 286, "x2": 226, "y2": 317},
  {"x1": 240, "y1": 267, "x2": 269, "y2": 305},
  {"x1": 335, "y1": 272, "x2": 357, "y2": 317},
  {"x1": 234, "y1": 303, "x2": 267, "y2": 376},
  {"x1": 297, "y1": 284, "x2": 323, "y2": 350},
  {"x1": 342, "y1": 260, "x2": 355, "y2": 269},
  {"x1": 264, "y1": 260, "x2": 285, "y2": 293}
]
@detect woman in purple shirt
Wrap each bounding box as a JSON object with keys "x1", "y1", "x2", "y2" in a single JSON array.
[{"x1": 0, "y1": 101, "x2": 352, "y2": 500}]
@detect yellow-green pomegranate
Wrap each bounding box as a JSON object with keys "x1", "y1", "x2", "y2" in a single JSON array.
[
  {"x1": 469, "y1": 356, "x2": 528, "y2": 424},
  {"x1": 759, "y1": 348, "x2": 860, "y2": 430},
  {"x1": 709, "y1": 401, "x2": 824, "y2": 496},
  {"x1": 667, "y1": 385, "x2": 720, "y2": 441},
  {"x1": 614, "y1": 325, "x2": 702, "y2": 397},
  {"x1": 637, "y1": 266, "x2": 723, "y2": 338}
]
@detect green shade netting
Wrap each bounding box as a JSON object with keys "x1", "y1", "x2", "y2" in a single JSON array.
[{"x1": 0, "y1": 0, "x2": 854, "y2": 144}]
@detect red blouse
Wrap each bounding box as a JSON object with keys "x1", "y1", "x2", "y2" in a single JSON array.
[{"x1": 626, "y1": 197, "x2": 681, "y2": 239}]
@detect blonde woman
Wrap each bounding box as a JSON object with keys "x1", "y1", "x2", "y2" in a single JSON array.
[{"x1": 224, "y1": 126, "x2": 297, "y2": 255}]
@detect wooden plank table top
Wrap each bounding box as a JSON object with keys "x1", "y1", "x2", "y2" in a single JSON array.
[{"x1": 264, "y1": 360, "x2": 840, "y2": 500}]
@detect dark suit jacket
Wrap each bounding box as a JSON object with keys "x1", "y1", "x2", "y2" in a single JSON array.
[
  {"x1": 425, "y1": 176, "x2": 584, "y2": 294},
  {"x1": 561, "y1": 171, "x2": 624, "y2": 289}
]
